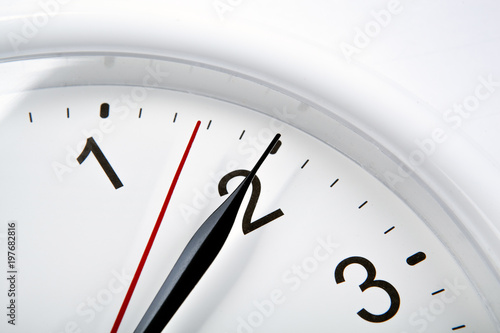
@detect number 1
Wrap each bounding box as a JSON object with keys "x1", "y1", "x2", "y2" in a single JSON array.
[{"x1": 77, "y1": 137, "x2": 123, "y2": 189}]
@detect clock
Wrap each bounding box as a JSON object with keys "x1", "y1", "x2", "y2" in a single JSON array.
[{"x1": 1, "y1": 1, "x2": 499, "y2": 332}]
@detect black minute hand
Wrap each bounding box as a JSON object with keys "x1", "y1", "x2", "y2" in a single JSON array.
[{"x1": 134, "y1": 134, "x2": 281, "y2": 333}]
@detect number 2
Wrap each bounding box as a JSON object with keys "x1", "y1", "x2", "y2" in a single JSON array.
[{"x1": 218, "y1": 169, "x2": 284, "y2": 234}]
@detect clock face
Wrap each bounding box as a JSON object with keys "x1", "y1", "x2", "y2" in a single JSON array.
[{"x1": 0, "y1": 55, "x2": 498, "y2": 332}]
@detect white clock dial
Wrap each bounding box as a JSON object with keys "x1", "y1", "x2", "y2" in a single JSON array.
[
  {"x1": 0, "y1": 55, "x2": 498, "y2": 332},
  {"x1": 1, "y1": 1, "x2": 500, "y2": 332}
]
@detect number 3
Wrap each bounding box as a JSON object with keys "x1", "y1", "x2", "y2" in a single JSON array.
[{"x1": 334, "y1": 256, "x2": 400, "y2": 323}]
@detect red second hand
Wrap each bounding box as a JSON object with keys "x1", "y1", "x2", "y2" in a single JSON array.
[{"x1": 110, "y1": 120, "x2": 201, "y2": 333}]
